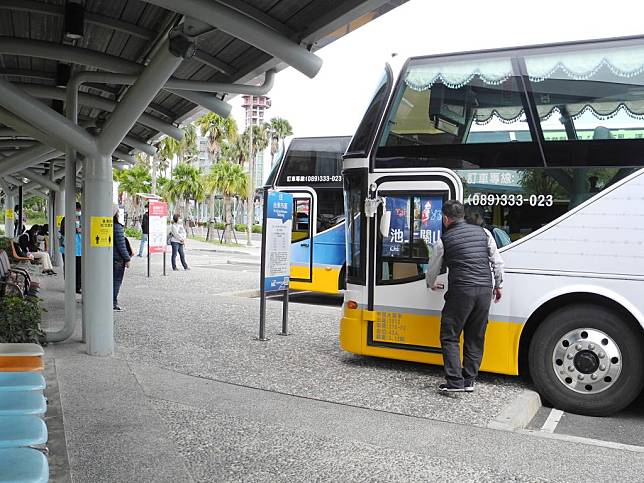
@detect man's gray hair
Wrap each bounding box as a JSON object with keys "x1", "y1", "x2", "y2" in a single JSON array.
[{"x1": 443, "y1": 200, "x2": 465, "y2": 220}]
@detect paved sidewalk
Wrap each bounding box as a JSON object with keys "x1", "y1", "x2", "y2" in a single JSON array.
[{"x1": 38, "y1": 254, "x2": 644, "y2": 482}]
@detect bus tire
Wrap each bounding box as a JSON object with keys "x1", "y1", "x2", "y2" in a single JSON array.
[{"x1": 528, "y1": 304, "x2": 644, "y2": 416}]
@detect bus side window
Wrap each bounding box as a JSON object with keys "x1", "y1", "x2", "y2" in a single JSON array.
[{"x1": 292, "y1": 199, "x2": 311, "y2": 242}]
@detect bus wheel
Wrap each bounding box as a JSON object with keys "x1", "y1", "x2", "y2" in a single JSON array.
[{"x1": 529, "y1": 304, "x2": 644, "y2": 416}]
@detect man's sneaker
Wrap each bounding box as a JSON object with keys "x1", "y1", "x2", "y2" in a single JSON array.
[
  {"x1": 438, "y1": 383, "x2": 465, "y2": 393},
  {"x1": 113, "y1": 305, "x2": 123, "y2": 312},
  {"x1": 464, "y1": 381, "x2": 475, "y2": 393}
]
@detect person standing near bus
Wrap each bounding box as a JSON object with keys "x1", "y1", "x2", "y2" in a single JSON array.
[{"x1": 426, "y1": 200, "x2": 504, "y2": 393}]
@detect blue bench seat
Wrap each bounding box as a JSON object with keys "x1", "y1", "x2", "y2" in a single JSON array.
[
  {"x1": 0, "y1": 448, "x2": 48, "y2": 483},
  {"x1": 0, "y1": 417, "x2": 47, "y2": 448},
  {"x1": 0, "y1": 373, "x2": 46, "y2": 392},
  {"x1": 0, "y1": 392, "x2": 46, "y2": 416}
]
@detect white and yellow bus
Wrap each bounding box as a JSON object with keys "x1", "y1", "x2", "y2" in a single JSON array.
[{"x1": 340, "y1": 35, "x2": 644, "y2": 416}]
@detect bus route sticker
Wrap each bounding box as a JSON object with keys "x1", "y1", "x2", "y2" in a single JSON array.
[
  {"x1": 90, "y1": 216, "x2": 113, "y2": 247},
  {"x1": 263, "y1": 191, "x2": 293, "y2": 293}
]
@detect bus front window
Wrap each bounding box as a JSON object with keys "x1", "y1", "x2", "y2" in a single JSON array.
[
  {"x1": 379, "y1": 56, "x2": 531, "y2": 149},
  {"x1": 343, "y1": 171, "x2": 366, "y2": 284}
]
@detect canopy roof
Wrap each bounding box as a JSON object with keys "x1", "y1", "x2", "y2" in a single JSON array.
[{"x1": 0, "y1": 0, "x2": 406, "y2": 192}]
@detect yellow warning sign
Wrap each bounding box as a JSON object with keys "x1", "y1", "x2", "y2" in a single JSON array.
[
  {"x1": 90, "y1": 216, "x2": 113, "y2": 247},
  {"x1": 5, "y1": 209, "x2": 14, "y2": 220},
  {"x1": 56, "y1": 215, "x2": 64, "y2": 228}
]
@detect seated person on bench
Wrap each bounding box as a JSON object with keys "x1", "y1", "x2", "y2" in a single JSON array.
[{"x1": 17, "y1": 226, "x2": 56, "y2": 275}]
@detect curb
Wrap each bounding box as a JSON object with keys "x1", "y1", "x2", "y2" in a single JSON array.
[
  {"x1": 226, "y1": 259, "x2": 261, "y2": 266},
  {"x1": 487, "y1": 389, "x2": 542, "y2": 431},
  {"x1": 217, "y1": 289, "x2": 261, "y2": 298}
]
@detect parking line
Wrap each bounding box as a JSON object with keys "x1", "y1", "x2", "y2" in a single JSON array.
[{"x1": 541, "y1": 408, "x2": 564, "y2": 433}]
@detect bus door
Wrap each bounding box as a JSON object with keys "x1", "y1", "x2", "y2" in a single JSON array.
[
  {"x1": 290, "y1": 191, "x2": 316, "y2": 283},
  {"x1": 368, "y1": 174, "x2": 459, "y2": 358}
]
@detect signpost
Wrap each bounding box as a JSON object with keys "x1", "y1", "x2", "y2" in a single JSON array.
[
  {"x1": 147, "y1": 201, "x2": 169, "y2": 277},
  {"x1": 258, "y1": 190, "x2": 293, "y2": 341}
]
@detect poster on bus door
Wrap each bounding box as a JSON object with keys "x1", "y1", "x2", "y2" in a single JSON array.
[
  {"x1": 263, "y1": 191, "x2": 293, "y2": 293},
  {"x1": 148, "y1": 201, "x2": 168, "y2": 254}
]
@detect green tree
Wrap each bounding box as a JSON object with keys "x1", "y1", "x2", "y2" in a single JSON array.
[
  {"x1": 267, "y1": 117, "x2": 293, "y2": 167},
  {"x1": 243, "y1": 123, "x2": 270, "y2": 245},
  {"x1": 204, "y1": 159, "x2": 248, "y2": 243},
  {"x1": 115, "y1": 164, "x2": 152, "y2": 221},
  {"x1": 164, "y1": 163, "x2": 205, "y2": 219},
  {"x1": 195, "y1": 112, "x2": 238, "y2": 162}
]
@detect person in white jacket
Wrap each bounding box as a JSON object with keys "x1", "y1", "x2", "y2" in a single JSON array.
[{"x1": 168, "y1": 214, "x2": 189, "y2": 271}]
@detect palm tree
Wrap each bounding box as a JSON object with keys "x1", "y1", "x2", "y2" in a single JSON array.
[
  {"x1": 195, "y1": 112, "x2": 238, "y2": 163},
  {"x1": 268, "y1": 117, "x2": 293, "y2": 167},
  {"x1": 204, "y1": 159, "x2": 248, "y2": 243},
  {"x1": 164, "y1": 163, "x2": 205, "y2": 219},
  {"x1": 244, "y1": 123, "x2": 270, "y2": 245},
  {"x1": 115, "y1": 164, "x2": 152, "y2": 222}
]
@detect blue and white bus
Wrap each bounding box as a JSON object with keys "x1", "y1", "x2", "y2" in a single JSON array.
[{"x1": 263, "y1": 136, "x2": 351, "y2": 294}]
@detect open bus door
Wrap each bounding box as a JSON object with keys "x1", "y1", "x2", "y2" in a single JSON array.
[
  {"x1": 366, "y1": 171, "x2": 461, "y2": 363},
  {"x1": 289, "y1": 190, "x2": 316, "y2": 284}
]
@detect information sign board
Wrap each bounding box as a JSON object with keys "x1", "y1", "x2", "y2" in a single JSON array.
[
  {"x1": 90, "y1": 216, "x2": 113, "y2": 247},
  {"x1": 263, "y1": 191, "x2": 293, "y2": 293},
  {"x1": 148, "y1": 201, "x2": 169, "y2": 254}
]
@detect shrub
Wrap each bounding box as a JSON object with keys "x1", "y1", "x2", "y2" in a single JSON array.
[
  {"x1": 234, "y1": 224, "x2": 263, "y2": 233},
  {"x1": 0, "y1": 296, "x2": 45, "y2": 345},
  {"x1": 125, "y1": 227, "x2": 142, "y2": 239}
]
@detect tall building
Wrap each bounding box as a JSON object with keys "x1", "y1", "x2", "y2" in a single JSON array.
[{"x1": 241, "y1": 95, "x2": 271, "y2": 185}]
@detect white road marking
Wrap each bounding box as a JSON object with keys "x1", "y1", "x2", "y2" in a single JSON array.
[
  {"x1": 517, "y1": 428, "x2": 644, "y2": 453},
  {"x1": 541, "y1": 408, "x2": 564, "y2": 433}
]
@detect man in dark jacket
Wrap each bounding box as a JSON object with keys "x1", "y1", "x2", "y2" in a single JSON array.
[
  {"x1": 426, "y1": 200, "x2": 504, "y2": 393},
  {"x1": 113, "y1": 205, "x2": 131, "y2": 311},
  {"x1": 137, "y1": 205, "x2": 149, "y2": 257}
]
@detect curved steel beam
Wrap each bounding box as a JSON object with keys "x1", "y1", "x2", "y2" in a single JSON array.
[
  {"x1": 139, "y1": 0, "x2": 322, "y2": 78},
  {"x1": 122, "y1": 136, "x2": 157, "y2": 156},
  {"x1": 0, "y1": 145, "x2": 61, "y2": 177},
  {"x1": 0, "y1": 78, "x2": 98, "y2": 158},
  {"x1": 0, "y1": 38, "x2": 232, "y2": 118},
  {"x1": 12, "y1": 84, "x2": 183, "y2": 140},
  {"x1": 168, "y1": 69, "x2": 275, "y2": 95},
  {"x1": 20, "y1": 168, "x2": 60, "y2": 192}
]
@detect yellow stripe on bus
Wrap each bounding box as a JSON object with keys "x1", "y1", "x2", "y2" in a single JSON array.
[
  {"x1": 340, "y1": 306, "x2": 522, "y2": 375},
  {"x1": 290, "y1": 265, "x2": 342, "y2": 294}
]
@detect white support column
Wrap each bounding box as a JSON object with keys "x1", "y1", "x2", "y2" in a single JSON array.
[{"x1": 84, "y1": 153, "x2": 113, "y2": 356}]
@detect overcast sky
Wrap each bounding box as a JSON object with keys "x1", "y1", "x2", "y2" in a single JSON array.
[{"x1": 231, "y1": 0, "x2": 644, "y2": 143}]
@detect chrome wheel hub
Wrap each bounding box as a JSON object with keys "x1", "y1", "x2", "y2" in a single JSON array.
[{"x1": 552, "y1": 328, "x2": 622, "y2": 394}]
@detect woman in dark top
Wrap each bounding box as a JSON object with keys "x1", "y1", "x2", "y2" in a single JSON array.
[{"x1": 112, "y1": 205, "x2": 131, "y2": 311}]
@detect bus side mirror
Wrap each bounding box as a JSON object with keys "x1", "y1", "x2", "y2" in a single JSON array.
[{"x1": 380, "y1": 211, "x2": 391, "y2": 238}]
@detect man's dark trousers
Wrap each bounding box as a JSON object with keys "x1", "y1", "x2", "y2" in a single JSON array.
[{"x1": 440, "y1": 285, "x2": 492, "y2": 388}]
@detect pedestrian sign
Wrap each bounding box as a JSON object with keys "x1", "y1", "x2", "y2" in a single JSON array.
[
  {"x1": 56, "y1": 215, "x2": 64, "y2": 227},
  {"x1": 5, "y1": 209, "x2": 13, "y2": 220},
  {"x1": 90, "y1": 216, "x2": 113, "y2": 247}
]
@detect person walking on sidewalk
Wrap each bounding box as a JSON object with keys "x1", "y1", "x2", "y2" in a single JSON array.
[
  {"x1": 137, "y1": 205, "x2": 149, "y2": 257},
  {"x1": 168, "y1": 214, "x2": 189, "y2": 271},
  {"x1": 426, "y1": 200, "x2": 504, "y2": 393},
  {"x1": 113, "y1": 205, "x2": 131, "y2": 311}
]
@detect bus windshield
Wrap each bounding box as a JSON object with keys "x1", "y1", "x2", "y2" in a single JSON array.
[
  {"x1": 373, "y1": 40, "x2": 644, "y2": 244},
  {"x1": 378, "y1": 42, "x2": 644, "y2": 163}
]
